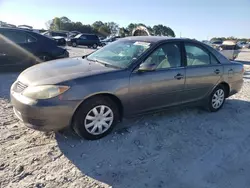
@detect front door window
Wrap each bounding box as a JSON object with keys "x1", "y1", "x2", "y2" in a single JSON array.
[{"x1": 143, "y1": 43, "x2": 181, "y2": 69}]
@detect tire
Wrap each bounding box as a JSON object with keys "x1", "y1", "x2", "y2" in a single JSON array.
[
  {"x1": 73, "y1": 96, "x2": 120, "y2": 140},
  {"x1": 207, "y1": 85, "x2": 226, "y2": 112},
  {"x1": 72, "y1": 42, "x2": 77, "y2": 47},
  {"x1": 92, "y1": 43, "x2": 98, "y2": 49}
]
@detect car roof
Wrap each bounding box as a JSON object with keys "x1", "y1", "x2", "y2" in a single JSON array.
[
  {"x1": 0, "y1": 27, "x2": 38, "y2": 35},
  {"x1": 80, "y1": 33, "x2": 98, "y2": 36},
  {"x1": 0, "y1": 27, "x2": 30, "y2": 31},
  {"x1": 222, "y1": 40, "x2": 237, "y2": 45},
  {"x1": 121, "y1": 36, "x2": 196, "y2": 43}
]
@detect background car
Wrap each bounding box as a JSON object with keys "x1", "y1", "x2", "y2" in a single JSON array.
[
  {"x1": 210, "y1": 40, "x2": 223, "y2": 50},
  {"x1": 242, "y1": 42, "x2": 250, "y2": 49},
  {"x1": 42, "y1": 31, "x2": 67, "y2": 46},
  {"x1": 0, "y1": 27, "x2": 69, "y2": 71},
  {"x1": 219, "y1": 40, "x2": 241, "y2": 60},
  {"x1": 237, "y1": 41, "x2": 248, "y2": 48},
  {"x1": 11, "y1": 37, "x2": 243, "y2": 140},
  {"x1": 100, "y1": 36, "x2": 121, "y2": 46},
  {"x1": 51, "y1": 36, "x2": 66, "y2": 46},
  {"x1": 67, "y1": 33, "x2": 101, "y2": 48}
]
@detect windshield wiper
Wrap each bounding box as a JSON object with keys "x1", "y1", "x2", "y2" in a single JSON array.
[{"x1": 87, "y1": 57, "x2": 121, "y2": 69}]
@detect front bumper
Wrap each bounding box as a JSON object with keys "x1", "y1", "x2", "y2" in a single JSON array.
[{"x1": 11, "y1": 89, "x2": 78, "y2": 131}]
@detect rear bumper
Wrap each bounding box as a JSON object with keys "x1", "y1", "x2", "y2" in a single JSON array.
[
  {"x1": 11, "y1": 90, "x2": 79, "y2": 131},
  {"x1": 66, "y1": 41, "x2": 72, "y2": 46},
  {"x1": 229, "y1": 79, "x2": 243, "y2": 97},
  {"x1": 56, "y1": 50, "x2": 69, "y2": 59}
]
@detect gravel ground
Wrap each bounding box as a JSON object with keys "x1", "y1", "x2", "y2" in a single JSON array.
[{"x1": 0, "y1": 48, "x2": 250, "y2": 188}]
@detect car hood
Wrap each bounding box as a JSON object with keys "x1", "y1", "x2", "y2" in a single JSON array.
[
  {"x1": 52, "y1": 36, "x2": 65, "y2": 39},
  {"x1": 18, "y1": 57, "x2": 117, "y2": 86}
]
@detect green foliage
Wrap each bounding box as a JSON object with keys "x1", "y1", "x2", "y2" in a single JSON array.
[
  {"x1": 46, "y1": 17, "x2": 176, "y2": 37},
  {"x1": 152, "y1": 24, "x2": 175, "y2": 37},
  {"x1": 126, "y1": 23, "x2": 175, "y2": 37},
  {"x1": 119, "y1": 27, "x2": 129, "y2": 37}
]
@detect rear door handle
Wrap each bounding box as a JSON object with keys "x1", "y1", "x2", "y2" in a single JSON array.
[
  {"x1": 174, "y1": 73, "x2": 184, "y2": 80},
  {"x1": 214, "y1": 69, "x2": 220, "y2": 74}
]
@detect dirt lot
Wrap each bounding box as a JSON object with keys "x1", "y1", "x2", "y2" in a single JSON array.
[{"x1": 1, "y1": 48, "x2": 250, "y2": 188}]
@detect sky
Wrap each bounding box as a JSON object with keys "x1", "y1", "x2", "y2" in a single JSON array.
[{"x1": 0, "y1": 0, "x2": 249, "y2": 40}]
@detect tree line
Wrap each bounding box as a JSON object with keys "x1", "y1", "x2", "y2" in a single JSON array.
[
  {"x1": 46, "y1": 17, "x2": 176, "y2": 37},
  {"x1": 211, "y1": 37, "x2": 250, "y2": 42}
]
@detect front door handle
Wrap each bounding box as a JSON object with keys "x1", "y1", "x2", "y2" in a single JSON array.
[
  {"x1": 214, "y1": 69, "x2": 220, "y2": 74},
  {"x1": 174, "y1": 73, "x2": 184, "y2": 80}
]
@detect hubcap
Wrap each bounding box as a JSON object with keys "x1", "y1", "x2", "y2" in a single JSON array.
[
  {"x1": 212, "y1": 89, "x2": 224, "y2": 109},
  {"x1": 84, "y1": 105, "x2": 114, "y2": 135}
]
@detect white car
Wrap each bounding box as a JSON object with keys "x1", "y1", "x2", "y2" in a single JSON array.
[{"x1": 219, "y1": 40, "x2": 240, "y2": 60}]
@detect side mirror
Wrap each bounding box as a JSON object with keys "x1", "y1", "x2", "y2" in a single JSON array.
[{"x1": 138, "y1": 63, "x2": 157, "y2": 72}]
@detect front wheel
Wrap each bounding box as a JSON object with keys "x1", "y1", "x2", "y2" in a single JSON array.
[
  {"x1": 92, "y1": 43, "x2": 98, "y2": 49},
  {"x1": 73, "y1": 97, "x2": 120, "y2": 140},
  {"x1": 207, "y1": 85, "x2": 226, "y2": 112}
]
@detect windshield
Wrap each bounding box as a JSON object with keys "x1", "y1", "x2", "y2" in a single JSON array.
[
  {"x1": 87, "y1": 40, "x2": 151, "y2": 68},
  {"x1": 75, "y1": 34, "x2": 82, "y2": 38}
]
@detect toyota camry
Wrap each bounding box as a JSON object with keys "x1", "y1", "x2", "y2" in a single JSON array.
[{"x1": 11, "y1": 36, "x2": 244, "y2": 140}]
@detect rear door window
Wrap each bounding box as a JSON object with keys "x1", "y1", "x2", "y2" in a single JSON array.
[
  {"x1": 87, "y1": 35, "x2": 98, "y2": 40},
  {"x1": 185, "y1": 44, "x2": 210, "y2": 66},
  {"x1": 2, "y1": 30, "x2": 27, "y2": 43},
  {"x1": 2, "y1": 30, "x2": 36, "y2": 44},
  {"x1": 210, "y1": 55, "x2": 220, "y2": 64},
  {"x1": 80, "y1": 35, "x2": 87, "y2": 40},
  {"x1": 27, "y1": 34, "x2": 37, "y2": 43}
]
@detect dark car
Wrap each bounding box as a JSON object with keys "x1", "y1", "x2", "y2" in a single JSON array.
[
  {"x1": 42, "y1": 31, "x2": 68, "y2": 38},
  {"x1": 0, "y1": 27, "x2": 69, "y2": 71},
  {"x1": 67, "y1": 33, "x2": 101, "y2": 48},
  {"x1": 51, "y1": 36, "x2": 66, "y2": 46},
  {"x1": 11, "y1": 37, "x2": 243, "y2": 140},
  {"x1": 210, "y1": 40, "x2": 223, "y2": 50},
  {"x1": 42, "y1": 31, "x2": 67, "y2": 46},
  {"x1": 100, "y1": 36, "x2": 120, "y2": 46}
]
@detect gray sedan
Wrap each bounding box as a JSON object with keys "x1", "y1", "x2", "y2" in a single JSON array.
[{"x1": 11, "y1": 36, "x2": 244, "y2": 140}]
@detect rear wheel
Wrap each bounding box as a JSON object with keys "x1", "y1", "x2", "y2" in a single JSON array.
[
  {"x1": 72, "y1": 42, "x2": 77, "y2": 47},
  {"x1": 207, "y1": 85, "x2": 226, "y2": 112},
  {"x1": 73, "y1": 96, "x2": 119, "y2": 140}
]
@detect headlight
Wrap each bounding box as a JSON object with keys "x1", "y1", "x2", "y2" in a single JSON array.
[{"x1": 22, "y1": 85, "x2": 70, "y2": 99}]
